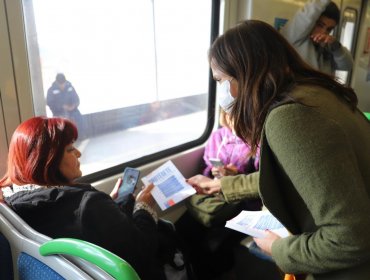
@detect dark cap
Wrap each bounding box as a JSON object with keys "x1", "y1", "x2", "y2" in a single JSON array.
[
  {"x1": 56, "y1": 73, "x2": 66, "y2": 84},
  {"x1": 321, "y1": 2, "x2": 340, "y2": 24}
]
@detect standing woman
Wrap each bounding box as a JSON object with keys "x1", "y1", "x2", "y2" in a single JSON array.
[
  {"x1": 189, "y1": 20, "x2": 370, "y2": 279},
  {"x1": 0, "y1": 116, "x2": 165, "y2": 280}
]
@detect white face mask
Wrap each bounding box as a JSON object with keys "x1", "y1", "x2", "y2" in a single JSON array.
[{"x1": 217, "y1": 79, "x2": 234, "y2": 113}]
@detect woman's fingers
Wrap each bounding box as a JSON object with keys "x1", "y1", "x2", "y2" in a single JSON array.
[{"x1": 110, "y1": 178, "x2": 122, "y2": 199}]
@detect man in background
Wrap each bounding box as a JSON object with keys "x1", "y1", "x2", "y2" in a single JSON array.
[
  {"x1": 280, "y1": 0, "x2": 353, "y2": 75},
  {"x1": 46, "y1": 73, "x2": 85, "y2": 137}
]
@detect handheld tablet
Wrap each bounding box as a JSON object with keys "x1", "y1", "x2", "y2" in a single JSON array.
[{"x1": 115, "y1": 167, "x2": 140, "y2": 203}]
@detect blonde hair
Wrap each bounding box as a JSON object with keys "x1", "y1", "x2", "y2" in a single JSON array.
[{"x1": 219, "y1": 107, "x2": 233, "y2": 130}]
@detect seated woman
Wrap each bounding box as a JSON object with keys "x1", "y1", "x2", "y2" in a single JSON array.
[{"x1": 0, "y1": 116, "x2": 165, "y2": 280}]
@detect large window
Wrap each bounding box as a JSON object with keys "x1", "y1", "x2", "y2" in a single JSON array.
[{"x1": 23, "y1": 0, "x2": 215, "y2": 177}]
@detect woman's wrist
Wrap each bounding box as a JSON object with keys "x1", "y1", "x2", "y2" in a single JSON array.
[{"x1": 134, "y1": 201, "x2": 158, "y2": 223}]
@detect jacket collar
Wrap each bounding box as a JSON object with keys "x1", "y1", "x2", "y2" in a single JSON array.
[{"x1": 2, "y1": 184, "x2": 42, "y2": 198}]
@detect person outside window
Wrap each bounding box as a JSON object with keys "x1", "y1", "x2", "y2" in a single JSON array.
[{"x1": 46, "y1": 73, "x2": 85, "y2": 136}]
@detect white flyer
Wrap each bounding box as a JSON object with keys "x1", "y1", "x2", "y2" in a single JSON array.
[
  {"x1": 141, "y1": 160, "x2": 196, "y2": 210},
  {"x1": 225, "y1": 210, "x2": 289, "y2": 238}
]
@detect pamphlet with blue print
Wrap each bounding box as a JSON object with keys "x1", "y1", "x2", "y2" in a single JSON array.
[
  {"x1": 225, "y1": 210, "x2": 289, "y2": 238},
  {"x1": 141, "y1": 160, "x2": 196, "y2": 210}
]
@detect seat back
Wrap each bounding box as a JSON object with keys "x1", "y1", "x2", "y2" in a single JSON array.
[
  {"x1": 0, "y1": 203, "x2": 141, "y2": 280},
  {"x1": 0, "y1": 203, "x2": 50, "y2": 244},
  {"x1": 40, "y1": 238, "x2": 141, "y2": 280},
  {"x1": 0, "y1": 231, "x2": 14, "y2": 279},
  {"x1": 0, "y1": 203, "x2": 114, "y2": 279},
  {"x1": 0, "y1": 212, "x2": 93, "y2": 280}
]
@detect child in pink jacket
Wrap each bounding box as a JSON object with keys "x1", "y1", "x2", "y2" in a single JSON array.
[{"x1": 203, "y1": 108, "x2": 259, "y2": 178}]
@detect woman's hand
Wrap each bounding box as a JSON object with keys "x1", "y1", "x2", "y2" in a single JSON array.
[
  {"x1": 187, "y1": 174, "x2": 222, "y2": 195},
  {"x1": 109, "y1": 178, "x2": 122, "y2": 199},
  {"x1": 253, "y1": 230, "x2": 281, "y2": 256},
  {"x1": 136, "y1": 183, "x2": 156, "y2": 208},
  {"x1": 311, "y1": 33, "x2": 336, "y2": 47},
  {"x1": 224, "y1": 163, "x2": 238, "y2": 176},
  {"x1": 211, "y1": 166, "x2": 222, "y2": 178}
]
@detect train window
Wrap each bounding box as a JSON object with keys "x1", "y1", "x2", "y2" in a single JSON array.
[
  {"x1": 22, "y1": 0, "x2": 214, "y2": 177},
  {"x1": 336, "y1": 7, "x2": 358, "y2": 84}
]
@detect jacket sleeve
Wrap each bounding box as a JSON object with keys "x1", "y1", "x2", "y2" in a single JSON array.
[
  {"x1": 69, "y1": 86, "x2": 80, "y2": 107},
  {"x1": 77, "y1": 191, "x2": 159, "y2": 279},
  {"x1": 220, "y1": 172, "x2": 260, "y2": 203},
  {"x1": 266, "y1": 105, "x2": 370, "y2": 274},
  {"x1": 46, "y1": 89, "x2": 62, "y2": 113},
  {"x1": 331, "y1": 43, "x2": 354, "y2": 71},
  {"x1": 280, "y1": 0, "x2": 330, "y2": 44}
]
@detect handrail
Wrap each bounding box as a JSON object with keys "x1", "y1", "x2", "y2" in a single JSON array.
[{"x1": 39, "y1": 238, "x2": 140, "y2": 280}]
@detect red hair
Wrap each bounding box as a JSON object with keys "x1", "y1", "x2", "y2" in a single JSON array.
[{"x1": 0, "y1": 116, "x2": 78, "y2": 187}]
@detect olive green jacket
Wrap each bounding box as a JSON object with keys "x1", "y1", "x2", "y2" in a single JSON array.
[{"x1": 221, "y1": 85, "x2": 370, "y2": 279}]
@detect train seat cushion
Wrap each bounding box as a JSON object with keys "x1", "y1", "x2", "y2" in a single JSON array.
[{"x1": 18, "y1": 252, "x2": 65, "y2": 280}]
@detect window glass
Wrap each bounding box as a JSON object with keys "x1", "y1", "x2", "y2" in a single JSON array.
[
  {"x1": 336, "y1": 8, "x2": 357, "y2": 84},
  {"x1": 23, "y1": 0, "x2": 213, "y2": 176}
]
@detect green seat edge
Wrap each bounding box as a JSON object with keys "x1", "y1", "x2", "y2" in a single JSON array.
[
  {"x1": 39, "y1": 238, "x2": 140, "y2": 280},
  {"x1": 364, "y1": 112, "x2": 370, "y2": 120}
]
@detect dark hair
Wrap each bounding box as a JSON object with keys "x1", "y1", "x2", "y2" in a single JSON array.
[
  {"x1": 208, "y1": 20, "x2": 357, "y2": 152},
  {"x1": 0, "y1": 117, "x2": 78, "y2": 187},
  {"x1": 321, "y1": 2, "x2": 340, "y2": 24},
  {"x1": 56, "y1": 73, "x2": 66, "y2": 84}
]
